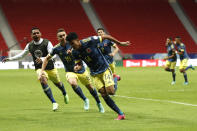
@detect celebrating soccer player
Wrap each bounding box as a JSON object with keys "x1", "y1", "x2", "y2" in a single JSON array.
[
  {"x1": 2, "y1": 27, "x2": 68, "y2": 111},
  {"x1": 174, "y1": 36, "x2": 195, "y2": 85},
  {"x1": 66, "y1": 32, "x2": 130, "y2": 120},
  {"x1": 164, "y1": 37, "x2": 177, "y2": 85},
  {"x1": 97, "y1": 28, "x2": 120, "y2": 92},
  {"x1": 39, "y1": 28, "x2": 104, "y2": 112}
]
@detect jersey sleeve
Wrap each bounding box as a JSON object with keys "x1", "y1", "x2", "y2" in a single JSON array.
[
  {"x1": 91, "y1": 36, "x2": 102, "y2": 46},
  {"x1": 180, "y1": 44, "x2": 185, "y2": 52},
  {"x1": 49, "y1": 47, "x2": 57, "y2": 57}
]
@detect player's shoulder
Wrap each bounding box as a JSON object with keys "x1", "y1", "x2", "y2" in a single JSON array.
[
  {"x1": 180, "y1": 43, "x2": 185, "y2": 46},
  {"x1": 54, "y1": 43, "x2": 61, "y2": 48}
]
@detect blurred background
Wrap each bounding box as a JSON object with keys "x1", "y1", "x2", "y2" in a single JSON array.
[{"x1": 0, "y1": 0, "x2": 197, "y2": 69}]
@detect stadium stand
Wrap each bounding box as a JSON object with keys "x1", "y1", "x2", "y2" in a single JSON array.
[
  {"x1": 0, "y1": 0, "x2": 95, "y2": 49},
  {"x1": 0, "y1": 32, "x2": 8, "y2": 56},
  {"x1": 91, "y1": 0, "x2": 197, "y2": 54},
  {"x1": 178, "y1": 0, "x2": 197, "y2": 28}
]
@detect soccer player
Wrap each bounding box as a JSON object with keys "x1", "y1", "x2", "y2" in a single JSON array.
[
  {"x1": 39, "y1": 28, "x2": 104, "y2": 112},
  {"x1": 2, "y1": 27, "x2": 68, "y2": 111},
  {"x1": 164, "y1": 37, "x2": 177, "y2": 85},
  {"x1": 66, "y1": 32, "x2": 130, "y2": 120},
  {"x1": 174, "y1": 36, "x2": 195, "y2": 85},
  {"x1": 97, "y1": 28, "x2": 120, "y2": 92}
]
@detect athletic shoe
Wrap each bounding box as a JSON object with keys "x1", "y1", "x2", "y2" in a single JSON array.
[
  {"x1": 64, "y1": 94, "x2": 69, "y2": 104},
  {"x1": 97, "y1": 103, "x2": 105, "y2": 113},
  {"x1": 52, "y1": 103, "x2": 59, "y2": 111},
  {"x1": 184, "y1": 82, "x2": 189, "y2": 85},
  {"x1": 191, "y1": 65, "x2": 195, "y2": 70},
  {"x1": 116, "y1": 75, "x2": 121, "y2": 81},
  {"x1": 84, "y1": 99, "x2": 89, "y2": 111},
  {"x1": 115, "y1": 114, "x2": 125, "y2": 120},
  {"x1": 171, "y1": 81, "x2": 176, "y2": 85}
]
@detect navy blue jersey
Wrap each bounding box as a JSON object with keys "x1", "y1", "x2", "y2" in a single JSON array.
[
  {"x1": 176, "y1": 43, "x2": 189, "y2": 60},
  {"x1": 72, "y1": 36, "x2": 109, "y2": 75},
  {"x1": 50, "y1": 42, "x2": 85, "y2": 73},
  {"x1": 167, "y1": 43, "x2": 177, "y2": 62},
  {"x1": 98, "y1": 39, "x2": 115, "y2": 64}
]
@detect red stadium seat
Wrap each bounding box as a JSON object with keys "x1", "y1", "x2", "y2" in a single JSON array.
[
  {"x1": 0, "y1": 32, "x2": 8, "y2": 56},
  {"x1": 91, "y1": 0, "x2": 197, "y2": 54},
  {"x1": 0, "y1": 0, "x2": 95, "y2": 49}
]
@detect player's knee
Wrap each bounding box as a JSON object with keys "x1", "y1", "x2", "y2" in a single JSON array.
[
  {"x1": 86, "y1": 84, "x2": 94, "y2": 91},
  {"x1": 106, "y1": 86, "x2": 115, "y2": 95},
  {"x1": 40, "y1": 76, "x2": 48, "y2": 84},
  {"x1": 68, "y1": 79, "x2": 77, "y2": 86},
  {"x1": 179, "y1": 69, "x2": 184, "y2": 73}
]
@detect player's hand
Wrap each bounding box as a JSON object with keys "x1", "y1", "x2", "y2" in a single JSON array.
[
  {"x1": 38, "y1": 71, "x2": 44, "y2": 80},
  {"x1": 164, "y1": 57, "x2": 168, "y2": 60},
  {"x1": 2, "y1": 58, "x2": 9, "y2": 63},
  {"x1": 35, "y1": 58, "x2": 42, "y2": 64},
  {"x1": 120, "y1": 41, "x2": 130, "y2": 46},
  {"x1": 67, "y1": 48, "x2": 73, "y2": 54},
  {"x1": 109, "y1": 53, "x2": 115, "y2": 57},
  {"x1": 74, "y1": 64, "x2": 82, "y2": 72}
]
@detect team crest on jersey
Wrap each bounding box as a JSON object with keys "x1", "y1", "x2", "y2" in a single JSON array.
[{"x1": 86, "y1": 48, "x2": 92, "y2": 53}]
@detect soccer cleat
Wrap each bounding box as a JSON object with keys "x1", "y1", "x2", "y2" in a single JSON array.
[
  {"x1": 97, "y1": 103, "x2": 105, "y2": 113},
  {"x1": 184, "y1": 82, "x2": 189, "y2": 85},
  {"x1": 52, "y1": 103, "x2": 59, "y2": 111},
  {"x1": 113, "y1": 74, "x2": 121, "y2": 81},
  {"x1": 84, "y1": 99, "x2": 89, "y2": 111},
  {"x1": 191, "y1": 65, "x2": 195, "y2": 70},
  {"x1": 64, "y1": 94, "x2": 69, "y2": 104},
  {"x1": 115, "y1": 114, "x2": 125, "y2": 120},
  {"x1": 171, "y1": 81, "x2": 176, "y2": 85}
]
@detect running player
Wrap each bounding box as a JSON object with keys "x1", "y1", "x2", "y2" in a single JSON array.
[
  {"x1": 97, "y1": 28, "x2": 120, "y2": 92},
  {"x1": 174, "y1": 36, "x2": 195, "y2": 85},
  {"x1": 66, "y1": 32, "x2": 130, "y2": 120},
  {"x1": 164, "y1": 37, "x2": 177, "y2": 85},
  {"x1": 2, "y1": 27, "x2": 68, "y2": 111},
  {"x1": 39, "y1": 28, "x2": 104, "y2": 112}
]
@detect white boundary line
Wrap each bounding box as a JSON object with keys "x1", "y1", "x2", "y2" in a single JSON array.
[{"x1": 115, "y1": 95, "x2": 197, "y2": 107}]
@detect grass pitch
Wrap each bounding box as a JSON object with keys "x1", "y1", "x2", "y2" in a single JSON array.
[{"x1": 0, "y1": 67, "x2": 197, "y2": 131}]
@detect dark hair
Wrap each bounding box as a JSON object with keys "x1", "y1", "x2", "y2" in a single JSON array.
[
  {"x1": 31, "y1": 27, "x2": 40, "y2": 33},
  {"x1": 97, "y1": 27, "x2": 105, "y2": 32},
  {"x1": 66, "y1": 32, "x2": 78, "y2": 42},
  {"x1": 167, "y1": 37, "x2": 172, "y2": 41},
  {"x1": 175, "y1": 36, "x2": 181, "y2": 41},
  {"x1": 57, "y1": 28, "x2": 65, "y2": 34}
]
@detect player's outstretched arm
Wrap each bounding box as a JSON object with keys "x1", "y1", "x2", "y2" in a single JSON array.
[
  {"x1": 101, "y1": 35, "x2": 131, "y2": 46},
  {"x1": 110, "y1": 44, "x2": 119, "y2": 57}
]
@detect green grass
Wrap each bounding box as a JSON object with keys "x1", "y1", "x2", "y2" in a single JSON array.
[{"x1": 0, "y1": 67, "x2": 197, "y2": 131}]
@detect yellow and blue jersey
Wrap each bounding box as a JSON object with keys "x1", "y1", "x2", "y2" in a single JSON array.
[
  {"x1": 176, "y1": 43, "x2": 189, "y2": 60},
  {"x1": 50, "y1": 43, "x2": 85, "y2": 74},
  {"x1": 98, "y1": 39, "x2": 115, "y2": 64},
  {"x1": 167, "y1": 43, "x2": 177, "y2": 62},
  {"x1": 72, "y1": 36, "x2": 109, "y2": 75}
]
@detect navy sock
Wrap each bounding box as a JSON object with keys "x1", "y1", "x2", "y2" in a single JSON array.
[
  {"x1": 41, "y1": 83, "x2": 56, "y2": 103},
  {"x1": 185, "y1": 65, "x2": 192, "y2": 71},
  {"x1": 103, "y1": 95, "x2": 123, "y2": 115},
  {"x1": 183, "y1": 73, "x2": 188, "y2": 82},
  {"x1": 114, "y1": 77, "x2": 118, "y2": 92},
  {"x1": 172, "y1": 72, "x2": 176, "y2": 81},
  {"x1": 89, "y1": 88, "x2": 100, "y2": 104},
  {"x1": 54, "y1": 82, "x2": 66, "y2": 96},
  {"x1": 72, "y1": 85, "x2": 86, "y2": 101}
]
